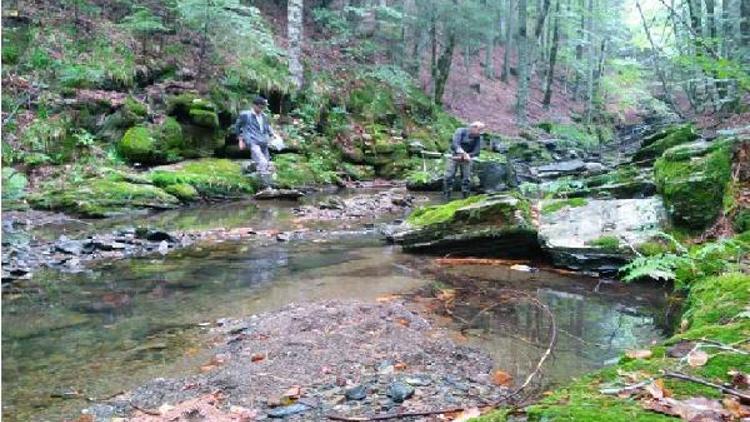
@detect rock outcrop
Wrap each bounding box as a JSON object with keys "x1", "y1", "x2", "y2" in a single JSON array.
[
  {"x1": 538, "y1": 197, "x2": 668, "y2": 273},
  {"x1": 388, "y1": 194, "x2": 539, "y2": 257}
]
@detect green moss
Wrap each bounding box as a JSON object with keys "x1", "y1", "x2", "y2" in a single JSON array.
[
  {"x1": 636, "y1": 240, "x2": 674, "y2": 256},
  {"x1": 348, "y1": 80, "x2": 396, "y2": 124},
  {"x1": 28, "y1": 179, "x2": 179, "y2": 217},
  {"x1": 654, "y1": 145, "x2": 732, "y2": 229},
  {"x1": 164, "y1": 183, "x2": 199, "y2": 202},
  {"x1": 476, "y1": 151, "x2": 507, "y2": 164},
  {"x1": 407, "y1": 195, "x2": 488, "y2": 227},
  {"x1": 683, "y1": 272, "x2": 750, "y2": 329},
  {"x1": 541, "y1": 197, "x2": 588, "y2": 215},
  {"x1": 118, "y1": 126, "x2": 162, "y2": 165},
  {"x1": 150, "y1": 158, "x2": 257, "y2": 198},
  {"x1": 585, "y1": 235, "x2": 621, "y2": 251},
  {"x1": 159, "y1": 117, "x2": 183, "y2": 150},
  {"x1": 733, "y1": 209, "x2": 750, "y2": 233},
  {"x1": 635, "y1": 124, "x2": 699, "y2": 161},
  {"x1": 188, "y1": 108, "x2": 219, "y2": 129},
  {"x1": 124, "y1": 96, "x2": 147, "y2": 117}
]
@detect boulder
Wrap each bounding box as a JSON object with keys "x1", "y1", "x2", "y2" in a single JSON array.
[
  {"x1": 538, "y1": 197, "x2": 668, "y2": 273},
  {"x1": 389, "y1": 194, "x2": 539, "y2": 257},
  {"x1": 654, "y1": 138, "x2": 734, "y2": 229},
  {"x1": 633, "y1": 124, "x2": 699, "y2": 162}
]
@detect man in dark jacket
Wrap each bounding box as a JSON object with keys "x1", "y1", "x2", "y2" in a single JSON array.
[
  {"x1": 443, "y1": 121, "x2": 485, "y2": 199},
  {"x1": 235, "y1": 96, "x2": 278, "y2": 188}
]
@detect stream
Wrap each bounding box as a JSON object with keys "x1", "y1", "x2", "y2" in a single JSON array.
[{"x1": 2, "y1": 191, "x2": 669, "y2": 421}]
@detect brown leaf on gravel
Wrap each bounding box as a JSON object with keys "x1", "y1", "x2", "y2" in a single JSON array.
[
  {"x1": 130, "y1": 393, "x2": 255, "y2": 421},
  {"x1": 626, "y1": 349, "x2": 653, "y2": 360},
  {"x1": 687, "y1": 350, "x2": 709, "y2": 367},
  {"x1": 396, "y1": 317, "x2": 411, "y2": 327},
  {"x1": 283, "y1": 385, "x2": 301, "y2": 399},
  {"x1": 492, "y1": 370, "x2": 513, "y2": 387},
  {"x1": 250, "y1": 352, "x2": 265, "y2": 362},
  {"x1": 394, "y1": 362, "x2": 407, "y2": 371}
]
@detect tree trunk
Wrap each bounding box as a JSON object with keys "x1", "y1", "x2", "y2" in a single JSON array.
[
  {"x1": 434, "y1": 33, "x2": 456, "y2": 105},
  {"x1": 572, "y1": 0, "x2": 584, "y2": 100},
  {"x1": 287, "y1": 0, "x2": 304, "y2": 91},
  {"x1": 584, "y1": 0, "x2": 595, "y2": 124},
  {"x1": 636, "y1": 0, "x2": 683, "y2": 118},
  {"x1": 515, "y1": 0, "x2": 529, "y2": 125},
  {"x1": 542, "y1": 0, "x2": 560, "y2": 108},
  {"x1": 501, "y1": 0, "x2": 514, "y2": 82},
  {"x1": 742, "y1": 0, "x2": 750, "y2": 46},
  {"x1": 430, "y1": 14, "x2": 437, "y2": 94}
]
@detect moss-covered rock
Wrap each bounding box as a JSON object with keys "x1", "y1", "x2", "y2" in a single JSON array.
[
  {"x1": 272, "y1": 153, "x2": 342, "y2": 188},
  {"x1": 164, "y1": 183, "x2": 199, "y2": 202},
  {"x1": 28, "y1": 179, "x2": 180, "y2": 217},
  {"x1": 390, "y1": 194, "x2": 539, "y2": 257},
  {"x1": 150, "y1": 158, "x2": 257, "y2": 198},
  {"x1": 341, "y1": 163, "x2": 375, "y2": 181},
  {"x1": 634, "y1": 124, "x2": 699, "y2": 162},
  {"x1": 118, "y1": 126, "x2": 163, "y2": 165},
  {"x1": 188, "y1": 108, "x2": 219, "y2": 129},
  {"x1": 654, "y1": 141, "x2": 732, "y2": 229}
]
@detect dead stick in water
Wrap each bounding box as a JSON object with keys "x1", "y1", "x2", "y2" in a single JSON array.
[
  {"x1": 663, "y1": 371, "x2": 750, "y2": 401},
  {"x1": 327, "y1": 406, "x2": 465, "y2": 421},
  {"x1": 435, "y1": 257, "x2": 529, "y2": 267}
]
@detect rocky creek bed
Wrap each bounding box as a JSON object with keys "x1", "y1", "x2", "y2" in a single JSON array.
[{"x1": 83, "y1": 300, "x2": 508, "y2": 421}]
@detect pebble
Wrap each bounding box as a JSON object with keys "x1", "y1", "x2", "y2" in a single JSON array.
[
  {"x1": 345, "y1": 385, "x2": 367, "y2": 401},
  {"x1": 386, "y1": 381, "x2": 414, "y2": 403},
  {"x1": 267, "y1": 403, "x2": 309, "y2": 418}
]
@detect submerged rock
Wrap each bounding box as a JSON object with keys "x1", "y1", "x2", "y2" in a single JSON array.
[
  {"x1": 538, "y1": 197, "x2": 667, "y2": 273},
  {"x1": 267, "y1": 403, "x2": 310, "y2": 418},
  {"x1": 389, "y1": 194, "x2": 539, "y2": 257}
]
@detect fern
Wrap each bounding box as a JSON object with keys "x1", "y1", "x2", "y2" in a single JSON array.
[{"x1": 620, "y1": 253, "x2": 690, "y2": 282}]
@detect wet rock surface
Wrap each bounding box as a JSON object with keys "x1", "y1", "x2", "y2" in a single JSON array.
[
  {"x1": 538, "y1": 197, "x2": 668, "y2": 273},
  {"x1": 84, "y1": 301, "x2": 507, "y2": 420}
]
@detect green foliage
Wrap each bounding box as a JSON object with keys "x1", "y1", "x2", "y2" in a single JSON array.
[
  {"x1": 635, "y1": 124, "x2": 699, "y2": 161},
  {"x1": 188, "y1": 109, "x2": 220, "y2": 129},
  {"x1": 119, "y1": 6, "x2": 167, "y2": 46},
  {"x1": 621, "y1": 233, "x2": 748, "y2": 286},
  {"x1": 118, "y1": 126, "x2": 160, "y2": 165},
  {"x1": 2, "y1": 168, "x2": 28, "y2": 201},
  {"x1": 684, "y1": 272, "x2": 750, "y2": 329}
]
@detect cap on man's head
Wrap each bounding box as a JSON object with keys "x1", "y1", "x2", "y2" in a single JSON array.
[
  {"x1": 253, "y1": 96, "x2": 268, "y2": 106},
  {"x1": 470, "y1": 121, "x2": 485, "y2": 129}
]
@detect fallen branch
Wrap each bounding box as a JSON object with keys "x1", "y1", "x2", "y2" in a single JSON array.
[
  {"x1": 663, "y1": 371, "x2": 750, "y2": 401},
  {"x1": 327, "y1": 406, "x2": 465, "y2": 421}
]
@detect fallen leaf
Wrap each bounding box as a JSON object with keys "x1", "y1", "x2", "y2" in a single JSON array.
[
  {"x1": 200, "y1": 364, "x2": 217, "y2": 373},
  {"x1": 436, "y1": 289, "x2": 456, "y2": 302},
  {"x1": 283, "y1": 385, "x2": 302, "y2": 399},
  {"x1": 396, "y1": 317, "x2": 410, "y2": 327},
  {"x1": 251, "y1": 352, "x2": 265, "y2": 362},
  {"x1": 626, "y1": 349, "x2": 653, "y2": 359},
  {"x1": 687, "y1": 350, "x2": 709, "y2": 367},
  {"x1": 492, "y1": 370, "x2": 513, "y2": 387},
  {"x1": 642, "y1": 396, "x2": 728, "y2": 420},
  {"x1": 394, "y1": 362, "x2": 407, "y2": 371},
  {"x1": 666, "y1": 341, "x2": 696, "y2": 358},
  {"x1": 452, "y1": 407, "x2": 481, "y2": 422},
  {"x1": 723, "y1": 397, "x2": 750, "y2": 418}
]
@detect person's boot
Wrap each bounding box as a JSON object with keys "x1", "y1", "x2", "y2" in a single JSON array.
[{"x1": 442, "y1": 181, "x2": 452, "y2": 200}]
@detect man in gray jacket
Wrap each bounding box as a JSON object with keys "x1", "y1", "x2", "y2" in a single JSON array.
[
  {"x1": 443, "y1": 121, "x2": 485, "y2": 199},
  {"x1": 235, "y1": 96, "x2": 277, "y2": 188}
]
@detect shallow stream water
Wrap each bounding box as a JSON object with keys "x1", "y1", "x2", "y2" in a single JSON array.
[{"x1": 2, "y1": 193, "x2": 668, "y2": 420}]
